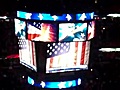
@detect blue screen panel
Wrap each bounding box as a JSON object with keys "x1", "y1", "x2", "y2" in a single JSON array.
[
  {"x1": 14, "y1": 18, "x2": 26, "y2": 39},
  {"x1": 17, "y1": 11, "x2": 74, "y2": 21},
  {"x1": 28, "y1": 76, "x2": 81, "y2": 89},
  {"x1": 17, "y1": 11, "x2": 27, "y2": 19},
  {"x1": 76, "y1": 12, "x2": 94, "y2": 21},
  {"x1": 31, "y1": 13, "x2": 74, "y2": 21},
  {"x1": 59, "y1": 23, "x2": 87, "y2": 42},
  {"x1": 17, "y1": 11, "x2": 94, "y2": 21}
]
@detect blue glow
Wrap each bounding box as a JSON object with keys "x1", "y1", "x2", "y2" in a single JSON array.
[
  {"x1": 76, "y1": 12, "x2": 94, "y2": 20},
  {"x1": 56, "y1": 14, "x2": 74, "y2": 21},
  {"x1": 17, "y1": 11, "x2": 74, "y2": 21},
  {"x1": 38, "y1": 13, "x2": 54, "y2": 20},
  {"x1": 14, "y1": 19, "x2": 26, "y2": 39},
  {"x1": 28, "y1": 76, "x2": 34, "y2": 85},
  {"x1": 17, "y1": 11, "x2": 94, "y2": 21},
  {"x1": 59, "y1": 23, "x2": 87, "y2": 42},
  {"x1": 17, "y1": 11, "x2": 27, "y2": 19},
  {"x1": 27, "y1": 76, "x2": 81, "y2": 89}
]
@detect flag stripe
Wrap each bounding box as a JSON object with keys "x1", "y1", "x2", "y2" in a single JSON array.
[
  {"x1": 50, "y1": 58, "x2": 53, "y2": 68},
  {"x1": 84, "y1": 42, "x2": 90, "y2": 65},
  {"x1": 74, "y1": 42, "x2": 79, "y2": 65},
  {"x1": 80, "y1": 42, "x2": 86, "y2": 65},
  {"x1": 32, "y1": 42, "x2": 35, "y2": 66}
]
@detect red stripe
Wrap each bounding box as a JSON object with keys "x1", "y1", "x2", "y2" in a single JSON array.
[
  {"x1": 88, "y1": 33, "x2": 91, "y2": 40},
  {"x1": 28, "y1": 34, "x2": 40, "y2": 40},
  {"x1": 50, "y1": 58, "x2": 53, "y2": 68},
  {"x1": 74, "y1": 42, "x2": 78, "y2": 65},
  {"x1": 80, "y1": 42, "x2": 86, "y2": 65}
]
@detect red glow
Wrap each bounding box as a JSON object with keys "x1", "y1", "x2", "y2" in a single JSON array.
[
  {"x1": 28, "y1": 23, "x2": 56, "y2": 42},
  {"x1": 6, "y1": 54, "x2": 19, "y2": 59}
]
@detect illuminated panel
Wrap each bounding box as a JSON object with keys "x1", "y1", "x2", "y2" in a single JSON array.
[
  {"x1": 17, "y1": 11, "x2": 74, "y2": 21},
  {"x1": 18, "y1": 38, "x2": 37, "y2": 71},
  {"x1": 14, "y1": 19, "x2": 26, "y2": 39},
  {"x1": 87, "y1": 21, "x2": 95, "y2": 40},
  {"x1": 28, "y1": 76, "x2": 81, "y2": 89},
  {"x1": 46, "y1": 41, "x2": 90, "y2": 73},
  {"x1": 59, "y1": 23, "x2": 87, "y2": 42},
  {"x1": 31, "y1": 13, "x2": 74, "y2": 21},
  {"x1": 17, "y1": 11, "x2": 94, "y2": 21},
  {"x1": 76, "y1": 12, "x2": 94, "y2": 21},
  {"x1": 27, "y1": 21, "x2": 57, "y2": 42},
  {"x1": 17, "y1": 11, "x2": 28, "y2": 19}
]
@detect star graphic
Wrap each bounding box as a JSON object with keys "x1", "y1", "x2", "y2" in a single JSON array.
[
  {"x1": 40, "y1": 81, "x2": 46, "y2": 88},
  {"x1": 38, "y1": 13, "x2": 43, "y2": 20},
  {"x1": 77, "y1": 78, "x2": 81, "y2": 85},
  {"x1": 52, "y1": 15, "x2": 58, "y2": 21},
  {"x1": 58, "y1": 82, "x2": 66, "y2": 89},
  {"x1": 25, "y1": 13, "x2": 32, "y2": 19},
  {"x1": 81, "y1": 33, "x2": 85, "y2": 38},
  {"x1": 79, "y1": 13, "x2": 86, "y2": 21},
  {"x1": 66, "y1": 14, "x2": 72, "y2": 21}
]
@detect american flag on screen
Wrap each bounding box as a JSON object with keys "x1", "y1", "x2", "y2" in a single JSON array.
[
  {"x1": 18, "y1": 38, "x2": 36, "y2": 71},
  {"x1": 87, "y1": 21, "x2": 95, "y2": 40},
  {"x1": 47, "y1": 42, "x2": 70, "y2": 58},
  {"x1": 18, "y1": 38, "x2": 27, "y2": 49},
  {"x1": 28, "y1": 21, "x2": 41, "y2": 30},
  {"x1": 46, "y1": 41, "x2": 90, "y2": 70},
  {"x1": 27, "y1": 21, "x2": 57, "y2": 42},
  {"x1": 80, "y1": 41, "x2": 90, "y2": 65}
]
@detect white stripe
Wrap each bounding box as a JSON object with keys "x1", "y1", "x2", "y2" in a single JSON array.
[
  {"x1": 33, "y1": 42, "x2": 37, "y2": 70},
  {"x1": 46, "y1": 58, "x2": 51, "y2": 70},
  {"x1": 84, "y1": 41, "x2": 90, "y2": 65},
  {"x1": 77, "y1": 42, "x2": 83, "y2": 66}
]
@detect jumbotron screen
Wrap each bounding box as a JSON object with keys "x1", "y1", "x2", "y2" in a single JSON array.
[
  {"x1": 27, "y1": 21, "x2": 57, "y2": 42},
  {"x1": 14, "y1": 19, "x2": 26, "y2": 39},
  {"x1": 59, "y1": 23, "x2": 87, "y2": 42},
  {"x1": 18, "y1": 38, "x2": 37, "y2": 71},
  {"x1": 46, "y1": 41, "x2": 90, "y2": 73}
]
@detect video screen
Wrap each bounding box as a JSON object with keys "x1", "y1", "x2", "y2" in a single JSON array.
[
  {"x1": 46, "y1": 41, "x2": 90, "y2": 73},
  {"x1": 87, "y1": 21, "x2": 95, "y2": 40},
  {"x1": 18, "y1": 38, "x2": 37, "y2": 71},
  {"x1": 59, "y1": 23, "x2": 87, "y2": 42},
  {"x1": 14, "y1": 19, "x2": 26, "y2": 39},
  {"x1": 27, "y1": 21, "x2": 57, "y2": 42}
]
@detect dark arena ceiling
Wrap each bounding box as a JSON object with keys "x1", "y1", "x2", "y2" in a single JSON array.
[{"x1": 0, "y1": 0, "x2": 120, "y2": 14}]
